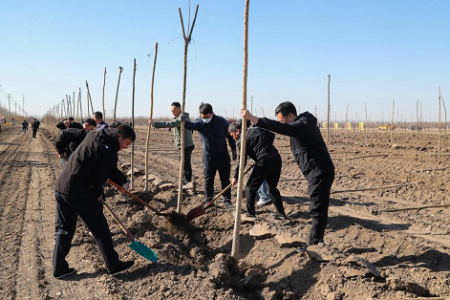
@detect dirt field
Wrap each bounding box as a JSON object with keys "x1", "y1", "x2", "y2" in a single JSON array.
[{"x1": 1, "y1": 124, "x2": 450, "y2": 300}]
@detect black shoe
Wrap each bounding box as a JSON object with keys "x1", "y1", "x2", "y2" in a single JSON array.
[
  {"x1": 270, "y1": 211, "x2": 289, "y2": 220},
  {"x1": 244, "y1": 213, "x2": 256, "y2": 219},
  {"x1": 109, "y1": 261, "x2": 134, "y2": 276},
  {"x1": 54, "y1": 267, "x2": 76, "y2": 279},
  {"x1": 223, "y1": 200, "x2": 233, "y2": 209}
]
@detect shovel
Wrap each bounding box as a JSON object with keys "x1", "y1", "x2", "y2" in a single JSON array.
[
  {"x1": 186, "y1": 164, "x2": 254, "y2": 221},
  {"x1": 107, "y1": 179, "x2": 172, "y2": 217},
  {"x1": 99, "y1": 197, "x2": 157, "y2": 262}
]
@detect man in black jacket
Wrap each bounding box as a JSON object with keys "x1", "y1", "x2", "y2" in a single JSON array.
[
  {"x1": 31, "y1": 119, "x2": 40, "y2": 138},
  {"x1": 229, "y1": 121, "x2": 287, "y2": 220},
  {"x1": 53, "y1": 125, "x2": 135, "y2": 279},
  {"x1": 56, "y1": 117, "x2": 83, "y2": 130},
  {"x1": 242, "y1": 102, "x2": 335, "y2": 246},
  {"x1": 181, "y1": 103, "x2": 237, "y2": 206},
  {"x1": 56, "y1": 118, "x2": 97, "y2": 167}
]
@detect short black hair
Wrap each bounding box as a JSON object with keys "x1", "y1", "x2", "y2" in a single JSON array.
[
  {"x1": 275, "y1": 101, "x2": 297, "y2": 117},
  {"x1": 94, "y1": 111, "x2": 103, "y2": 119},
  {"x1": 228, "y1": 119, "x2": 250, "y2": 133},
  {"x1": 68, "y1": 117, "x2": 74, "y2": 121},
  {"x1": 85, "y1": 118, "x2": 96, "y2": 127},
  {"x1": 199, "y1": 102, "x2": 213, "y2": 115},
  {"x1": 117, "y1": 125, "x2": 136, "y2": 142},
  {"x1": 171, "y1": 102, "x2": 181, "y2": 108}
]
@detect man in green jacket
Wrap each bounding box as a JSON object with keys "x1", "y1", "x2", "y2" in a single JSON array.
[{"x1": 149, "y1": 102, "x2": 195, "y2": 188}]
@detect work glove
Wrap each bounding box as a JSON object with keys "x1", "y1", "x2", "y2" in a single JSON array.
[
  {"x1": 122, "y1": 179, "x2": 131, "y2": 191},
  {"x1": 178, "y1": 114, "x2": 186, "y2": 122},
  {"x1": 232, "y1": 149, "x2": 237, "y2": 161}
]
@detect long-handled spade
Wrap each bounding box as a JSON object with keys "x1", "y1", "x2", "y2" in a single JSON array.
[
  {"x1": 106, "y1": 179, "x2": 188, "y2": 226},
  {"x1": 186, "y1": 164, "x2": 254, "y2": 221},
  {"x1": 98, "y1": 197, "x2": 157, "y2": 262}
]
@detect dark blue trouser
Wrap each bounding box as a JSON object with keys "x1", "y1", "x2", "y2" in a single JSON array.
[
  {"x1": 53, "y1": 191, "x2": 120, "y2": 275},
  {"x1": 203, "y1": 153, "x2": 231, "y2": 203}
]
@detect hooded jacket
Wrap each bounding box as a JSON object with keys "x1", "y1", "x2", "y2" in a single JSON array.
[
  {"x1": 55, "y1": 128, "x2": 127, "y2": 197},
  {"x1": 184, "y1": 115, "x2": 236, "y2": 158},
  {"x1": 153, "y1": 112, "x2": 194, "y2": 149},
  {"x1": 256, "y1": 112, "x2": 334, "y2": 179}
]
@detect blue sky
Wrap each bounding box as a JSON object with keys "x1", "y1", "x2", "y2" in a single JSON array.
[{"x1": 0, "y1": 0, "x2": 449, "y2": 122}]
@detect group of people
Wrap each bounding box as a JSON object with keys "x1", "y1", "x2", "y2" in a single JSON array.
[
  {"x1": 51, "y1": 102, "x2": 335, "y2": 280},
  {"x1": 20, "y1": 118, "x2": 40, "y2": 137}
]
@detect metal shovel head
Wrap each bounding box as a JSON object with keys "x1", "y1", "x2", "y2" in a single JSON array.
[
  {"x1": 129, "y1": 241, "x2": 158, "y2": 262},
  {"x1": 186, "y1": 205, "x2": 206, "y2": 221}
]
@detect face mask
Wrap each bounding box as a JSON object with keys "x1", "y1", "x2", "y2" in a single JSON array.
[{"x1": 202, "y1": 117, "x2": 212, "y2": 123}]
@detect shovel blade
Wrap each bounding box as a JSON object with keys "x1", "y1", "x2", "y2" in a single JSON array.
[
  {"x1": 186, "y1": 205, "x2": 206, "y2": 221},
  {"x1": 129, "y1": 241, "x2": 158, "y2": 262}
]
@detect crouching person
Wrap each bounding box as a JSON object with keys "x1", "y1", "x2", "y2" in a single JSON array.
[
  {"x1": 229, "y1": 120, "x2": 287, "y2": 220},
  {"x1": 53, "y1": 125, "x2": 136, "y2": 279}
]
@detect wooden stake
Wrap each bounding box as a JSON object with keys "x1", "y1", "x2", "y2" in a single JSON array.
[
  {"x1": 145, "y1": 43, "x2": 158, "y2": 192},
  {"x1": 438, "y1": 87, "x2": 442, "y2": 164},
  {"x1": 86, "y1": 81, "x2": 94, "y2": 117},
  {"x1": 102, "y1": 67, "x2": 107, "y2": 123},
  {"x1": 78, "y1": 87, "x2": 83, "y2": 121},
  {"x1": 131, "y1": 59, "x2": 137, "y2": 187},
  {"x1": 231, "y1": 0, "x2": 249, "y2": 259},
  {"x1": 177, "y1": 4, "x2": 199, "y2": 214},
  {"x1": 327, "y1": 74, "x2": 331, "y2": 143},
  {"x1": 114, "y1": 66, "x2": 124, "y2": 123}
]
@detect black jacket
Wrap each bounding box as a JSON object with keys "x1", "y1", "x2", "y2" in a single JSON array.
[
  {"x1": 55, "y1": 128, "x2": 91, "y2": 156},
  {"x1": 256, "y1": 112, "x2": 334, "y2": 179},
  {"x1": 56, "y1": 121, "x2": 83, "y2": 130},
  {"x1": 31, "y1": 121, "x2": 40, "y2": 129},
  {"x1": 55, "y1": 128, "x2": 128, "y2": 197},
  {"x1": 234, "y1": 127, "x2": 279, "y2": 179},
  {"x1": 184, "y1": 115, "x2": 236, "y2": 158}
]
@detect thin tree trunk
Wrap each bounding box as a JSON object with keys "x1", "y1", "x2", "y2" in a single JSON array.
[
  {"x1": 78, "y1": 87, "x2": 83, "y2": 121},
  {"x1": 131, "y1": 59, "x2": 137, "y2": 187},
  {"x1": 177, "y1": 4, "x2": 199, "y2": 214},
  {"x1": 145, "y1": 43, "x2": 159, "y2": 192},
  {"x1": 102, "y1": 67, "x2": 107, "y2": 123},
  {"x1": 365, "y1": 102, "x2": 368, "y2": 146},
  {"x1": 345, "y1": 103, "x2": 349, "y2": 144},
  {"x1": 327, "y1": 74, "x2": 331, "y2": 143},
  {"x1": 114, "y1": 66, "x2": 124, "y2": 123},
  {"x1": 442, "y1": 97, "x2": 447, "y2": 148},
  {"x1": 231, "y1": 0, "x2": 249, "y2": 259},
  {"x1": 438, "y1": 87, "x2": 442, "y2": 164}
]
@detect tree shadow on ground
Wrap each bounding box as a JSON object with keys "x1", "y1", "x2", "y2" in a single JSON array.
[
  {"x1": 375, "y1": 249, "x2": 450, "y2": 272},
  {"x1": 327, "y1": 215, "x2": 410, "y2": 232}
]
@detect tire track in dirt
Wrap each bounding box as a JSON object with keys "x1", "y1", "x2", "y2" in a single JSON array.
[{"x1": 0, "y1": 128, "x2": 32, "y2": 299}]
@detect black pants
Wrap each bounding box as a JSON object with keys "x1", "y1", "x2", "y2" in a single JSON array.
[
  {"x1": 32, "y1": 128, "x2": 37, "y2": 138},
  {"x1": 53, "y1": 191, "x2": 121, "y2": 275},
  {"x1": 245, "y1": 155, "x2": 285, "y2": 216},
  {"x1": 178, "y1": 145, "x2": 194, "y2": 182},
  {"x1": 203, "y1": 153, "x2": 231, "y2": 203},
  {"x1": 307, "y1": 171, "x2": 335, "y2": 244}
]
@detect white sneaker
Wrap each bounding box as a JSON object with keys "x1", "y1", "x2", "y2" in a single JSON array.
[{"x1": 257, "y1": 198, "x2": 271, "y2": 206}]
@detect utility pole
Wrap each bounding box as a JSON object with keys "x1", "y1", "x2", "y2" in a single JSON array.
[
  {"x1": 15, "y1": 101, "x2": 17, "y2": 115},
  {"x1": 7, "y1": 94, "x2": 11, "y2": 113},
  {"x1": 23, "y1": 95, "x2": 25, "y2": 114}
]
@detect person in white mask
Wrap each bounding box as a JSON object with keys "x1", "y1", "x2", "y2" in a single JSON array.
[{"x1": 180, "y1": 103, "x2": 237, "y2": 207}]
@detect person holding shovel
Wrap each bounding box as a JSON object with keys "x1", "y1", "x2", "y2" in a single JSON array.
[
  {"x1": 229, "y1": 120, "x2": 287, "y2": 220},
  {"x1": 148, "y1": 102, "x2": 195, "y2": 189},
  {"x1": 53, "y1": 125, "x2": 135, "y2": 279},
  {"x1": 180, "y1": 102, "x2": 237, "y2": 207},
  {"x1": 241, "y1": 102, "x2": 335, "y2": 247}
]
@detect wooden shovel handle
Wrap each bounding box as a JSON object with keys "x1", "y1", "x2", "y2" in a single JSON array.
[
  {"x1": 99, "y1": 197, "x2": 134, "y2": 241},
  {"x1": 107, "y1": 179, "x2": 161, "y2": 214},
  {"x1": 204, "y1": 164, "x2": 254, "y2": 209}
]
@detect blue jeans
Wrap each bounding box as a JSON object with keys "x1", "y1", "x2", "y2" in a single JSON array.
[{"x1": 258, "y1": 180, "x2": 270, "y2": 200}]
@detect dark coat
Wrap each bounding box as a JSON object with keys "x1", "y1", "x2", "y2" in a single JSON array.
[
  {"x1": 256, "y1": 112, "x2": 334, "y2": 179},
  {"x1": 55, "y1": 128, "x2": 127, "y2": 197}
]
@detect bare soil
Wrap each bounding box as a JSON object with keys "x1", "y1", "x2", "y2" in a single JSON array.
[{"x1": 1, "y1": 125, "x2": 450, "y2": 300}]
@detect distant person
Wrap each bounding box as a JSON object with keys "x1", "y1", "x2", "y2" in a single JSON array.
[
  {"x1": 149, "y1": 102, "x2": 195, "y2": 189},
  {"x1": 93, "y1": 111, "x2": 109, "y2": 130},
  {"x1": 229, "y1": 120, "x2": 287, "y2": 220},
  {"x1": 22, "y1": 119, "x2": 29, "y2": 134},
  {"x1": 31, "y1": 119, "x2": 40, "y2": 138},
  {"x1": 242, "y1": 101, "x2": 335, "y2": 247},
  {"x1": 53, "y1": 125, "x2": 135, "y2": 279},
  {"x1": 180, "y1": 103, "x2": 237, "y2": 207}
]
